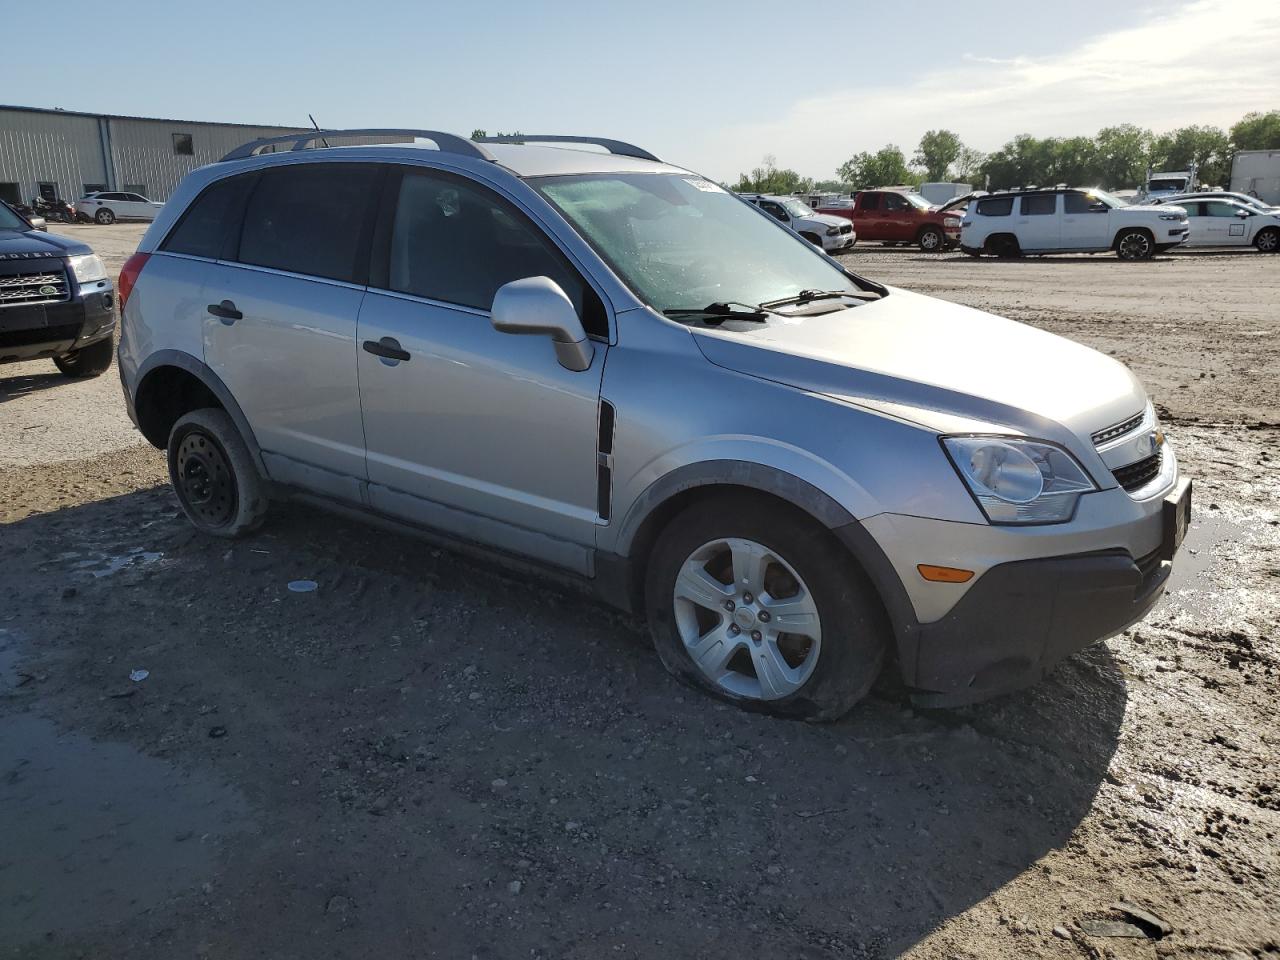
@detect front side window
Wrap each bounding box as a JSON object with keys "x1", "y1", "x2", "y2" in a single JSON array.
[
  {"x1": 882, "y1": 193, "x2": 909, "y2": 212},
  {"x1": 535, "y1": 173, "x2": 860, "y2": 314},
  {"x1": 238, "y1": 163, "x2": 380, "y2": 283},
  {"x1": 1021, "y1": 194, "x2": 1057, "y2": 216},
  {"x1": 1064, "y1": 191, "x2": 1107, "y2": 214},
  {"x1": 386, "y1": 170, "x2": 604, "y2": 334},
  {"x1": 758, "y1": 200, "x2": 788, "y2": 221},
  {"x1": 976, "y1": 196, "x2": 1014, "y2": 217}
]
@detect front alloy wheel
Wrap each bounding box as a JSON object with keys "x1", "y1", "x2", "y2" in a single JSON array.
[
  {"x1": 673, "y1": 537, "x2": 822, "y2": 701},
  {"x1": 1255, "y1": 228, "x2": 1279, "y2": 253},
  {"x1": 918, "y1": 227, "x2": 943, "y2": 251},
  {"x1": 1116, "y1": 230, "x2": 1154, "y2": 260}
]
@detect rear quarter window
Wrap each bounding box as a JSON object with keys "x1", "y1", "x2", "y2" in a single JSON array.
[
  {"x1": 976, "y1": 196, "x2": 1014, "y2": 217},
  {"x1": 161, "y1": 174, "x2": 255, "y2": 260}
]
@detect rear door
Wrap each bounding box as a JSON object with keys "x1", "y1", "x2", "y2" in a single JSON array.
[
  {"x1": 1060, "y1": 191, "x2": 1111, "y2": 249},
  {"x1": 201, "y1": 161, "x2": 382, "y2": 502},
  {"x1": 355, "y1": 166, "x2": 608, "y2": 571},
  {"x1": 1016, "y1": 193, "x2": 1060, "y2": 249}
]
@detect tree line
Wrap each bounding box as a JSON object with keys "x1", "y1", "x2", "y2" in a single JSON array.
[{"x1": 732, "y1": 110, "x2": 1280, "y2": 194}]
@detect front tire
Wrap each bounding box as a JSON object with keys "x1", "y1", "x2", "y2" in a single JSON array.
[
  {"x1": 918, "y1": 226, "x2": 944, "y2": 252},
  {"x1": 53, "y1": 337, "x2": 113, "y2": 378},
  {"x1": 1255, "y1": 227, "x2": 1280, "y2": 253},
  {"x1": 95, "y1": 208, "x2": 115, "y2": 225},
  {"x1": 1115, "y1": 228, "x2": 1154, "y2": 260},
  {"x1": 167, "y1": 409, "x2": 269, "y2": 538},
  {"x1": 644, "y1": 495, "x2": 888, "y2": 721},
  {"x1": 799, "y1": 232, "x2": 822, "y2": 247}
]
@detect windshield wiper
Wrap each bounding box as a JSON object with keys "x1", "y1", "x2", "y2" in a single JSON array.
[
  {"x1": 662, "y1": 301, "x2": 772, "y2": 325},
  {"x1": 758, "y1": 289, "x2": 855, "y2": 309}
]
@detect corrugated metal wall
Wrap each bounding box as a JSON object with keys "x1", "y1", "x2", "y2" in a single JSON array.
[
  {"x1": 0, "y1": 109, "x2": 106, "y2": 203},
  {"x1": 0, "y1": 108, "x2": 306, "y2": 203}
]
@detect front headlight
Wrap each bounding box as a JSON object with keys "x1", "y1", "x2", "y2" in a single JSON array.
[
  {"x1": 68, "y1": 254, "x2": 107, "y2": 284},
  {"x1": 825, "y1": 226, "x2": 839, "y2": 236},
  {"x1": 942, "y1": 436, "x2": 1097, "y2": 524},
  {"x1": 1158, "y1": 213, "x2": 1182, "y2": 221}
]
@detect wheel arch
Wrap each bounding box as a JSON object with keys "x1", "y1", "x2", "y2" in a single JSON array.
[
  {"x1": 131, "y1": 350, "x2": 264, "y2": 471},
  {"x1": 1112, "y1": 224, "x2": 1154, "y2": 248}
]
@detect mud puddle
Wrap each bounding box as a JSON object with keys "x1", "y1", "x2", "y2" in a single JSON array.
[{"x1": 0, "y1": 632, "x2": 252, "y2": 948}]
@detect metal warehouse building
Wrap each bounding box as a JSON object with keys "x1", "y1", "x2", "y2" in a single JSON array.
[{"x1": 0, "y1": 104, "x2": 307, "y2": 206}]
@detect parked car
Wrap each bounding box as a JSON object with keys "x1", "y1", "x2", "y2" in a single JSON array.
[
  {"x1": 1148, "y1": 191, "x2": 1279, "y2": 214},
  {"x1": 0, "y1": 198, "x2": 116, "y2": 375},
  {"x1": 117, "y1": 128, "x2": 1191, "y2": 719},
  {"x1": 960, "y1": 188, "x2": 1189, "y2": 260},
  {"x1": 815, "y1": 189, "x2": 960, "y2": 251},
  {"x1": 3, "y1": 199, "x2": 45, "y2": 232},
  {"x1": 1176, "y1": 197, "x2": 1280, "y2": 252},
  {"x1": 75, "y1": 191, "x2": 163, "y2": 225},
  {"x1": 739, "y1": 194, "x2": 856, "y2": 253}
]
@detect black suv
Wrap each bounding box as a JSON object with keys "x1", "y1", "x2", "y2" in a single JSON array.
[{"x1": 1, "y1": 200, "x2": 115, "y2": 377}]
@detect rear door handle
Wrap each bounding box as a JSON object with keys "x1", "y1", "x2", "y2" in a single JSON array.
[
  {"x1": 362, "y1": 337, "x2": 411, "y2": 363},
  {"x1": 208, "y1": 299, "x2": 242, "y2": 324}
]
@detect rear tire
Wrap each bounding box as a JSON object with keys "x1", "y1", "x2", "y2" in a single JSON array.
[
  {"x1": 1255, "y1": 227, "x2": 1280, "y2": 253},
  {"x1": 986, "y1": 234, "x2": 1021, "y2": 258},
  {"x1": 53, "y1": 337, "x2": 113, "y2": 378},
  {"x1": 167, "y1": 409, "x2": 269, "y2": 538},
  {"x1": 644, "y1": 494, "x2": 888, "y2": 721},
  {"x1": 918, "y1": 226, "x2": 944, "y2": 252},
  {"x1": 95, "y1": 208, "x2": 115, "y2": 225}
]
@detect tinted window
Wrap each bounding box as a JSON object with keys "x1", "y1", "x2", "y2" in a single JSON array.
[
  {"x1": 1205, "y1": 201, "x2": 1244, "y2": 218},
  {"x1": 976, "y1": 196, "x2": 1014, "y2": 217},
  {"x1": 882, "y1": 193, "x2": 909, "y2": 211},
  {"x1": 759, "y1": 201, "x2": 787, "y2": 221},
  {"x1": 859, "y1": 193, "x2": 880, "y2": 211},
  {"x1": 1184, "y1": 202, "x2": 1206, "y2": 217},
  {"x1": 387, "y1": 170, "x2": 605, "y2": 335},
  {"x1": 1021, "y1": 194, "x2": 1056, "y2": 215},
  {"x1": 1064, "y1": 192, "x2": 1106, "y2": 214},
  {"x1": 238, "y1": 164, "x2": 380, "y2": 283},
  {"x1": 162, "y1": 175, "x2": 255, "y2": 259}
]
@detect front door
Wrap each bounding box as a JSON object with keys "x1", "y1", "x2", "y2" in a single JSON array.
[
  {"x1": 1016, "y1": 193, "x2": 1060, "y2": 249},
  {"x1": 201, "y1": 162, "x2": 382, "y2": 502},
  {"x1": 356, "y1": 167, "x2": 607, "y2": 572},
  {"x1": 1060, "y1": 191, "x2": 1110, "y2": 249},
  {"x1": 879, "y1": 192, "x2": 914, "y2": 241}
]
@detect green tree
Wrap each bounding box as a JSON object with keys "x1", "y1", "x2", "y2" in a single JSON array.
[
  {"x1": 837, "y1": 145, "x2": 912, "y2": 188},
  {"x1": 731, "y1": 155, "x2": 813, "y2": 194},
  {"x1": 952, "y1": 145, "x2": 986, "y2": 183},
  {"x1": 1230, "y1": 110, "x2": 1280, "y2": 151},
  {"x1": 1150, "y1": 124, "x2": 1231, "y2": 186},
  {"x1": 1093, "y1": 124, "x2": 1152, "y2": 190},
  {"x1": 913, "y1": 129, "x2": 963, "y2": 181}
]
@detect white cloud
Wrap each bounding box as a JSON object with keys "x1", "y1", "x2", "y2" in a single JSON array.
[{"x1": 688, "y1": 0, "x2": 1280, "y2": 182}]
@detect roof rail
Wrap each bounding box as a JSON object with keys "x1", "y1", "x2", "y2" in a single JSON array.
[
  {"x1": 220, "y1": 129, "x2": 496, "y2": 163},
  {"x1": 474, "y1": 134, "x2": 660, "y2": 163}
]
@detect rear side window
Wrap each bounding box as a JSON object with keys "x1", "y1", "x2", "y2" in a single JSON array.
[
  {"x1": 976, "y1": 196, "x2": 1014, "y2": 217},
  {"x1": 385, "y1": 169, "x2": 606, "y2": 336},
  {"x1": 237, "y1": 164, "x2": 380, "y2": 283},
  {"x1": 1020, "y1": 194, "x2": 1056, "y2": 216},
  {"x1": 859, "y1": 193, "x2": 880, "y2": 211},
  {"x1": 162, "y1": 174, "x2": 255, "y2": 259}
]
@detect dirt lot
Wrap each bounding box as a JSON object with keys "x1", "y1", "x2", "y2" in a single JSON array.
[{"x1": 2, "y1": 225, "x2": 1277, "y2": 959}]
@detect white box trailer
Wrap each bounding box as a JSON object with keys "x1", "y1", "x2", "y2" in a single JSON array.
[
  {"x1": 1230, "y1": 150, "x2": 1280, "y2": 206},
  {"x1": 918, "y1": 182, "x2": 972, "y2": 205}
]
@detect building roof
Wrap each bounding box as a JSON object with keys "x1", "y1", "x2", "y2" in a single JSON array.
[{"x1": 0, "y1": 103, "x2": 305, "y2": 132}]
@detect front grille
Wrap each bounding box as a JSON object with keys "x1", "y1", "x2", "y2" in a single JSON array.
[
  {"x1": 1092, "y1": 410, "x2": 1145, "y2": 446},
  {"x1": 839, "y1": 224, "x2": 853, "y2": 235},
  {"x1": 0, "y1": 322, "x2": 81, "y2": 350},
  {"x1": 0, "y1": 267, "x2": 70, "y2": 308},
  {"x1": 1112, "y1": 449, "x2": 1162, "y2": 492}
]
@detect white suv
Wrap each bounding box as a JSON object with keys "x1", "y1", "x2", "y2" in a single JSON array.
[
  {"x1": 740, "y1": 194, "x2": 856, "y2": 253},
  {"x1": 960, "y1": 188, "x2": 1189, "y2": 260}
]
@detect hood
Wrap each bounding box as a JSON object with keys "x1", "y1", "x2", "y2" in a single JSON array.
[
  {"x1": 799, "y1": 212, "x2": 851, "y2": 229},
  {"x1": 0, "y1": 228, "x2": 91, "y2": 259},
  {"x1": 690, "y1": 287, "x2": 1147, "y2": 446},
  {"x1": 1124, "y1": 202, "x2": 1180, "y2": 214}
]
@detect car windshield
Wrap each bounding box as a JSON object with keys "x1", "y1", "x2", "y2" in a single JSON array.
[
  {"x1": 1080, "y1": 188, "x2": 1123, "y2": 208},
  {"x1": 0, "y1": 203, "x2": 29, "y2": 231},
  {"x1": 903, "y1": 193, "x2": 932, "y2": 210},
  {"x1": 534, "y1": 173, "x2": 862, "y2": 314},
  {"x1": 781, "y1": 198, "x2": 814, "y2": 219}
]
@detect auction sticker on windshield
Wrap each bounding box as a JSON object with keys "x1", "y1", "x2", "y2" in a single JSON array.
[{"x1": 683, "y1": 178, "x2": 723, "y2": 193}]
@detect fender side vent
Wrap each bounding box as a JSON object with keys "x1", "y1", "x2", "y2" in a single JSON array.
[{"x1": 596, "y1": 400, "x2": 616, "y2": 520}]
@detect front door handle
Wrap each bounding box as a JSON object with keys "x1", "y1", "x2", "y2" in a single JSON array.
[
  {"x1": 208, "y1": 299, "x2": 242, "y2": 324},
  {"x1": 362, "y1": 337, "x2": 411, "y2": 363}
]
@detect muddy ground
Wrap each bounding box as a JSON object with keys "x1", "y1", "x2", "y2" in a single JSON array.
[{"x1": 1, "y1": 225, "x2": 1277, "y2": 959}]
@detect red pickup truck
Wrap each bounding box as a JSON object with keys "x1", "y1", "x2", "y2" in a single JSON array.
[{"x1": 815, "y1": 190, "x2": 962, "y2": 251}]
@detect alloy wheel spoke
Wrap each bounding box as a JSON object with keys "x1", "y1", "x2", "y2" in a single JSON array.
[
  {"x1": 751, "y1": 640, "x2": 799, "y2": 699},
  {"x1": 760, "y1": 593, "x2": 819, "y2": 635},
  {"x1": 688, "y1": 625, "x2": 742, "y2": 676},
  {"x1": 674, "y1": 562, "x2": 733, "y2": 611},
  {"x1": 729, "y1": 539, "x2": 770, "y2": 596}
]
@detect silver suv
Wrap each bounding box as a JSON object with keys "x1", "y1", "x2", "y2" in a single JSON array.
[{"x1": 117, "y1": 129, "x2": 1192, "y2": 719}]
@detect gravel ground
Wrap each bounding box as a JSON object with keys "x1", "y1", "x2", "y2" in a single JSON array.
[{"x1": 1, "y1": 227, "x2": 1277, "y2": 959}]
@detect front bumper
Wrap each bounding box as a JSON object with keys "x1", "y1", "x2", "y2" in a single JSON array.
[
  {"x1": 823, "y1": 232, "x2": 857, "y2": 252},
  {"x1": 0, "y1": 282, "x2": 115, "y2": 364}
]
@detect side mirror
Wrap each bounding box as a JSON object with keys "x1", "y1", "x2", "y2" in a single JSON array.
[
  {"x1": 1089, "y1": 202, "x2": 1108, "y2": 212},
  {"x1": 1236, "y1": 208, "x2": 1251, "y2": 218},
  {"x1": 491, "y1": 276, "x2": 594, "y2": 372}
]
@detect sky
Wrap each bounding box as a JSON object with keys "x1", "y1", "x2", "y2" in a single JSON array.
[{"x1": 5, "y1": 0, "x2": 1277, "y2": 182}]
